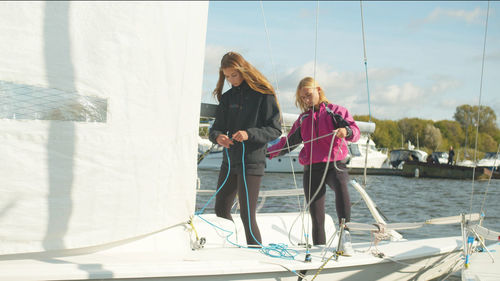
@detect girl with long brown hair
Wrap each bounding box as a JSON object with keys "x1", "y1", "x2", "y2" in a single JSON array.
[{"x1": 208, "y1": 52, "x2": 281, "y2": 246}]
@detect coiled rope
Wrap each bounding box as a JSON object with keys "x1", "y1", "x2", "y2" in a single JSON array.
[{"x1": 195, "y1": 142, "x2": 299, "y2": 260}]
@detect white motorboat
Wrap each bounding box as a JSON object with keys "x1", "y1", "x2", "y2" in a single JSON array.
[
  {"x1": 388, "y1": 148, "x2": 428, "y2": 169},
  {"x1": 456, "y1": 159, "x2": 477, "y2": 167},
  {"x1": 454, "y1": 152, "x2": 500, "y2": 169},
  {"x1": 476, "y1": 152, "x2": 500, "y2": 170},
  {"x1": 263, "y1": 132, "x2": 390, "y2": 173},
  {"x1": 346, "y1": 135, "x2": 389, "y2": 169}
]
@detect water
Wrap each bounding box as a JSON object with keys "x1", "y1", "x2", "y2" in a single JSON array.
[{"x1": 196, "y1": 169, "x2": 500, "y2": 241}]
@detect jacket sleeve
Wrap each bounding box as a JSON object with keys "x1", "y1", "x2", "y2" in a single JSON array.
[
  {"x1": 246, "y1": 94, "x2": 282, "y2": 145},
  {"x1": 267, "y1": 118, "x2": 302, "y2": 159},
  {"x1": 208, "y1": 97, "x2": 227, "y2": 144},
  {"x1": 339, "y1": 107, "x2": 361, "y2": 143}
]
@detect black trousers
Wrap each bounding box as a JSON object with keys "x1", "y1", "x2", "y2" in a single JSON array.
[
  {"x1": 303, "y1": 162, "x2": 351, "y2": 245},
  {"x1": 214, "y1": 166, "x2": 262, "y2": 246}
]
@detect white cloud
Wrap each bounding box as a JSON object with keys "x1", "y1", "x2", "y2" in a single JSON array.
[
  {"x1": 278, "y1": 62, "x2": 363, "y2": 94},
  {"x1": 200, "y1": 45, "x2": 225, "y2": 104},
  {"x1": 274, "y1": 62, "x2": 365, "y2": 113},
  {"x1": 431, "y1": 7, "x2": 484, "y2": 24},
  {"x1": 472, "y1": 50, "x2": 500, "y2": 62},
  {"x1": 298, "y1": 8, "x2": 314, "y2": 19},
  {"x1": 410, "y1": 7, "x2": 487, "y2": 28},
  {"x1": 429, "y1": 75, "x2": 461, "y2": 93},
  {"x1": 201, "y1": 45, "x2": 256, "y2": 103},
  {"x1": 274, "y1": 62, "x2": 417, "y2": 118},
  {"x1": 378, "y1": 83, "x2": 425, "y2": 104},
  {"x1": 368, "y1": 68, "x2": 409, "y2": 81},
  {"x1": 489, "y1": 51, "x2": 500, "y2": 61},
  {"x1": 279, "y1": 63, "x2": 466, "y2": 122},
  {"x1": 203, "y1": 57, "x2": 469, "y2": 122},
  {"x1": 203, "y1": 44, "x2": 227, "y2": 76}
]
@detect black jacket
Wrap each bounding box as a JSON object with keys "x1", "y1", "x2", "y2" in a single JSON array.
[{"x1": 209, "y1": 81, "x2": 282, "y2": 175}]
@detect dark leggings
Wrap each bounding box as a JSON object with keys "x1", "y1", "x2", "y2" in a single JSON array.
[
  {"x1": 303, "y1": 162, "x2": 351, "y2": 245},
  {"x1": 214, "y1": 167, "x2": 262, "y2": 246}
]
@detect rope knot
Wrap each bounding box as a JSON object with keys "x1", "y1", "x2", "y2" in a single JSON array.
[{"x1": 371, "y1": 223, "x2": 391, "y2": 245}]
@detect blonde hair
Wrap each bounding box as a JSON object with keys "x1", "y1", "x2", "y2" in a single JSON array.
[
  {"x1": 295, "y1": 77, "x2": 329, "y2": 112},
  {"x1": 212, "y1": 52, "x2": 277, "y2": 104}
]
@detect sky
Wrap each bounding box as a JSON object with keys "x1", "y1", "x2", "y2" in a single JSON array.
[{"x1": 200, "y1": 1, "x2": 500, "y2": 126}]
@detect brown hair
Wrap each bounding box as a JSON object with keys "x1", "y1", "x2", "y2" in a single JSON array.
[
  {"x1": 212, "y1": 52, "x2": 277, "y2": 105},
  {"x1": 295, "y1": 77, "x2": 329, "y2": 112}
]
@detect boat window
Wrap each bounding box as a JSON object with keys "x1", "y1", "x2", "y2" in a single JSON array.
[
  {"x1": 410, "y1": 152, "x2": 419, "y2": 160},
  {"x1": 484, "y1": 152, "x2": 500, "y2": 159},
  {"x1": 433, "y1": 152, "x2": 448, "y2": 158},
  {"x1": 390, "y1": 150, "x2": 409, "y2": 161},
  {"x1": 0, "y1": 80, "x2": 107, "y2": 122},
  {"x1": 348, "y1": 144, "x2": 362, "y2": 156}
]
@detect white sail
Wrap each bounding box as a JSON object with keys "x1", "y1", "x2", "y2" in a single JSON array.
[{"x1": 0, "y1": 1, "x2": 208, "y2": 255}]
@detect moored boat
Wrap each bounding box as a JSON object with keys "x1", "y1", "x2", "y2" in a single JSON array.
[{"x1": 401, "y1": 162, "x2": 500, "y2": 180}]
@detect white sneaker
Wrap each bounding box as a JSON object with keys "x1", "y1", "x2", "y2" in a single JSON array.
[{"x1": 340, "y1": 230, "x2": 354, "y2": 256}]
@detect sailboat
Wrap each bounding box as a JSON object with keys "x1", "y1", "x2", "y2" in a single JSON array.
[{"x1": 0, "y1": 2, "x2": 492, "y2": 281}]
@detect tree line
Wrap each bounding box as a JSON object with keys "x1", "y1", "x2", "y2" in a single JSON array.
[{"x1": 354, "y1": 105, "x2": 500, "y2": 160}]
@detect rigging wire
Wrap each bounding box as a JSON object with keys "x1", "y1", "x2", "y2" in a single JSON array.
[
  {"x1": 259, "y1": 1, "x2": 303, "y2": 214},
  {"x1": 468, "y1": 1, "x2": 490, "y2": 220},
  {"x1": 259, "y1": 1, "x2": 307, "y2": 247},
  {"x1": 359, "y1": 1, "x2": 372, "y2": 122},
  {"x1": 259, "y1": 1, "x2": 280, "y2": 96},
  {"x1": 305, "y1": 0, "x2": 321, "y2": 259},
  {"x1": 479, "y1": 143, "x2": 499, "y2": 221},
  {"x1": 359, "y1": 0, "x2": 372, "y2": 187}
]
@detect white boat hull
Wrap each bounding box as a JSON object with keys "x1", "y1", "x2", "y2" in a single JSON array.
[
  {"x1": 198, "y1": 151, "x2": 304, "y2": 173},
  {"x1": 0, "y1": 213, "x2": 464, "y2": 281},
  {"x1": 198, "y1": 151, "x2": 387, "y2": 173}
]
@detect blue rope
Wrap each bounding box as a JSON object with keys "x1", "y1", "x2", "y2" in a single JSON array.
[
  {"x1": 195, "y1": 148, "x2": 231, "y2": 215},
  {"x1": 241, "y1": 141, "x2": 263, "y2": 247},
  {"x1": 194, "y1": 142, "x2": 298, "y2": 260},
  {"x1": 241, "y1": 142, "x2": 298, "y2": 259}
]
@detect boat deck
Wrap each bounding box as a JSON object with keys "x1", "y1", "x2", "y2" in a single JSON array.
[
  {"x1": 462, "y1": 242, "x2": 500, "y2": 281},
  {"x1": 0, "y1": 237, "x2": 463, "y2": 281},
  {"x1": 0, "y1": 213, "x2": 465, "y2": 281}
]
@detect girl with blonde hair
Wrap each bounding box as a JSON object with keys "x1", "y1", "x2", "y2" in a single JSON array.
[
  {"x1": 268, "y1": 76, "x2": 360, "y2": 255},
  {"x1": 209, "y1": 52, "x2": 281, "y2": 246}
]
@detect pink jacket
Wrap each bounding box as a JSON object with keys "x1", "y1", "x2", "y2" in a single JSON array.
[{"x1": 268, "y1": 103, "x2": 360, "y2": 165}]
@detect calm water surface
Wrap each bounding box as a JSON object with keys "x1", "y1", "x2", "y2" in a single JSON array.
[{"x1": 196, "y1": 169, "x2": 500, "y2": 242}]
